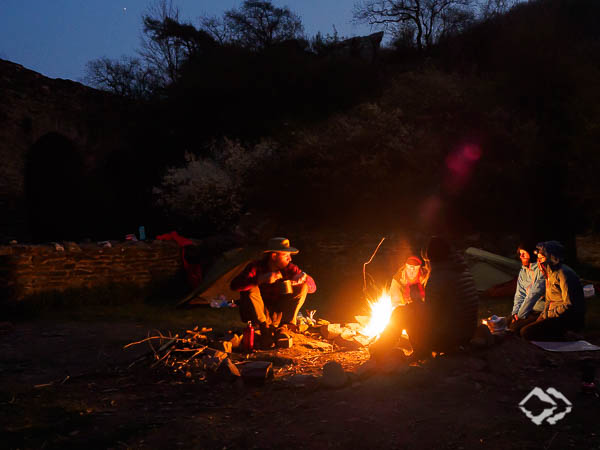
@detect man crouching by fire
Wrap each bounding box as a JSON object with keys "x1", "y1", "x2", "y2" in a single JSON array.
[
  {"x1": 371, "y1": 236, "x2": 479, "y2": 360},
  {"x1": 230, "y1": 237, "x2": 316, "y2": 348}
]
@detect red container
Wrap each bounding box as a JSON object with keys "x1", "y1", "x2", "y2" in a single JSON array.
[{"x1": 242, "y1": 321, "x2": 254, "y2": 352}]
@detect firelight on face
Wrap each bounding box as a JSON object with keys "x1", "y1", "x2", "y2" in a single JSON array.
[
  {"x1": 519, "y1": 249, "x2": 531, "y2": 267},
  {"x1": 405, "y1": 264, "x2": 421, "y2": 282},
  {"x1": 272, "y1": 251, "x2": 291, "y2": 269}
]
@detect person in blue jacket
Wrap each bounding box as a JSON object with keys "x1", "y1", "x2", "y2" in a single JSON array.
[
  {"x1": 508, "y1": 241, "x2": 546, "y2": 334},
  {"x1": 520, "y1": 241, "x2": 586, "y2": 341}
]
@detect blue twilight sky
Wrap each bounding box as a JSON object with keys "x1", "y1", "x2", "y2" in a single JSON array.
[{"x1": 0, "y1": 0, "x2": 372, "y2": 83}]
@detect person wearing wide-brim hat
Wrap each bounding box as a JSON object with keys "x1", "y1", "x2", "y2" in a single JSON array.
[{"x1": 230, "y1": 237, "x2": 316, "y2": 348}]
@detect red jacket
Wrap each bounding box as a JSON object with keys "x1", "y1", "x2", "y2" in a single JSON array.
[{"x1": 230, "y1": 257, "x2": 316, "y2": 298}]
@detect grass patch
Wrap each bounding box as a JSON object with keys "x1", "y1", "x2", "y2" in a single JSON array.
[{"x1": 3, "y1": 276, "x2": 243, "y2": 334}]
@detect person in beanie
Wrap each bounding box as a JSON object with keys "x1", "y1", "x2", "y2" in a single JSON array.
[
  {"x1": 230, "y1": 237, "x2": 316, "y2": 347},
  {"x1": 507, "y1": 240, "x2": 546, "y2": 335},
  {"x1": 390, "y1": 255, "x2": 430, "y2": 307},
  {"x1": 371, "y1": 236, "x2": 478, "y2": 360},
  {"x1": 520, "y1": 241, "x2": 585, "y2": 341}
]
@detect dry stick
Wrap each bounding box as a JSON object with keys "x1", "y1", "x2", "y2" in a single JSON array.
[
  {"x1": 150, "y1": 348, "x2": 174, "y2": 368},
  {"x1": 178, "y1": 347, "x2": 207, "y2": 369},
  {"x1": 123, "y1": 335, "x2": 169, "y2": 349},
  {"x1": 126, "y1": 334, "x2": 179, "y2": 368},
  {"x1": 155, "y1": 334, "x2": 179, "y2": 355},
  {"x1": 363, "y1": 237, "x2": 386, "y2": 294}
]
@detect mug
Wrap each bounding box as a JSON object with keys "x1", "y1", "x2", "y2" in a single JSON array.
[{"x1": 278, "y1": 279, "x2": 293, "y2": 295}]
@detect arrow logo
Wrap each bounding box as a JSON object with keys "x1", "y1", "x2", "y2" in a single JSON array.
[{"x1": 519, "y1": 387, "x2": 572, "y2": 425}]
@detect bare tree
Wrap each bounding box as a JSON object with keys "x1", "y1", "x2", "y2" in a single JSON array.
[
  {"x1": 84, "y1": 56, "x2": 158, "y2": 98},
  {"x1": 138, "y1": 0, "x2": 184, "y2": 85},
  {"x1": 353, "y1": 0, "x2": 475, "y2": 50},
  {"x1": 479, "y1": 0, "x2": 520, "y2": 19},
  {"x1": 223, "y1": 1, "x2": 305, "y2": 50},
  {"x1": 198, "y1": 15, "x2": 235, "y2": 45}
]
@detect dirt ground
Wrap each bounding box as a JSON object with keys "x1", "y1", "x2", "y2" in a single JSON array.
[
  {"x1": 3, "y1": 232, "x2": 600, "y2": 449},
  {"x1": 1, "y1": 318, "x2": 600, "y2": 450}
]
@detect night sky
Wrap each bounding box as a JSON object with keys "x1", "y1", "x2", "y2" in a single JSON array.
[{"x1": 0, "y1": 0, "x2": 371, "y2": 83}]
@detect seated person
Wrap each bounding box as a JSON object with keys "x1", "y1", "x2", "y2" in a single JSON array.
[
  {"x1": 507, "y1": 240, "x2": 546, "y2": 334},
  {"x1": 521, "y1": 241, "x2": 585, "y2": 341},
  {"x1": 230, "y1": 237, "x2": 316, "y2": 346},
  {"x1": 372, "y1": 236, "x2": 478, "y2": 359},
  {"x1": 390, "y1": 255, "x2": 430, "y2": 307}
]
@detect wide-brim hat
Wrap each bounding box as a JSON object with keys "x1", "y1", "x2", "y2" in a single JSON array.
[{"x1": 264, "y1": 237, "x2": 299, "y2": 254}]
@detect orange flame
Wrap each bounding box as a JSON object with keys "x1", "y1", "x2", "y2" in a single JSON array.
[{"x1": 360, "y1": 291, "x2": 394, "y2": 338}]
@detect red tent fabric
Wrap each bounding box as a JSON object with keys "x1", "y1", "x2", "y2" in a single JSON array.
[{"x1": 156, "y1": 231, "x2": 203, "y2": 288}]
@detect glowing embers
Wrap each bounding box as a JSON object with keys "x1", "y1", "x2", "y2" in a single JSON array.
[{"x1": 360, "y1": 290, "x2": 394, "y2": 339}]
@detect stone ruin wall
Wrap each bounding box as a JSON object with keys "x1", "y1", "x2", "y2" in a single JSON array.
[
  {"x1": 0, "y1": 240, "x2": 183, "y2": 301},
  {"x1": 0, "y1": 59, "x2": 131, "y2": 239}
]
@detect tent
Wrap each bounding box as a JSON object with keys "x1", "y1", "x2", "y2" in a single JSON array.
[
  {"x1": 464, "y1": 247, "x2": 521, "y2": 294},
  {"x1": 177, "y1": 246, "x2": 262, "y2": 307}
]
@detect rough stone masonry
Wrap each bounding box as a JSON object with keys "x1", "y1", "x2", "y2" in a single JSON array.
[{"x1": 0, "y1": 240, "x2": 182, "y2": 301}]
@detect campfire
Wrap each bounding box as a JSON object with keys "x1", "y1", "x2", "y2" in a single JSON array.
[
  {"x1": 359, "y1": 290, "x2": 408, "y2": 341},
  {"x1": 360, "y1": 290, "x2": 394, "y2": 338}
]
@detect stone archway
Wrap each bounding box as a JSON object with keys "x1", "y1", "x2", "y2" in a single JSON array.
[{"x1": 25, "y1": 132, "x2": 87, "y2": 242}]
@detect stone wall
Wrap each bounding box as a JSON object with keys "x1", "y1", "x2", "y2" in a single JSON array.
[
  {"x1": 0, "y1": 240, "x2": 183, "y2": 301},
  {"x1": 0, "y1": 59, "x2": 133, "y2": 240}
]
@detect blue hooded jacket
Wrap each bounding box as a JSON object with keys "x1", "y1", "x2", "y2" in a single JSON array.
[{"x1": 512, "y1": 262, "x2": 545, "y2": 318}]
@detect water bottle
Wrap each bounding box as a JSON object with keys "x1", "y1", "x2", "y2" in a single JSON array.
[{"x1": 242, "y1": 321, "x2": 254, "y2": 352}]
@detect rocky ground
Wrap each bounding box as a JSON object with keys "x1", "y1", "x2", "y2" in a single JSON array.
[{"x1": 1, "y1": 317, "x2": 600, "y2": 450}]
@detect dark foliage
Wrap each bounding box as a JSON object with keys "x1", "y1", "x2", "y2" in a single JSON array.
[{"x1": 75, "y1": 0, "x2": 600, "y2": 245}]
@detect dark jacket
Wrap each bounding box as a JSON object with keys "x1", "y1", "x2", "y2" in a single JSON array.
[{"x1": 425, "y1": 254, "x2": 479, "y2": 350}]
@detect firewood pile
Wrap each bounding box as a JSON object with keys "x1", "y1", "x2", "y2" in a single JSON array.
[
  {"x1": 122, "y1": 315, "x2": 409, "y2": 387},
  {"x1": 124, "y1": 327, "x2": 274, "y2": 385},
  {"x1": 124, "y1": 311, "x2": 418, "y2": 387}
]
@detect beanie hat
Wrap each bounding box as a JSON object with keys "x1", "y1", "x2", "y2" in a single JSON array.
[
  {"x1": 536, "y1": 240, "x2": 564, "y2": 262},
  {"x1": 406, "y1": 256, "x2": 422, "y2": 266}
]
